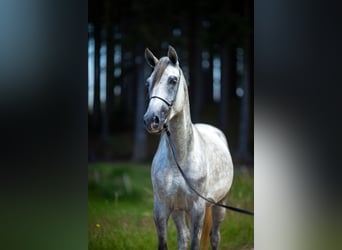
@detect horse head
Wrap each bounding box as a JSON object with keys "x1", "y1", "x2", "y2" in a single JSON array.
[{"x1": 143, "y1": 45, "x2": 183, "y2": 134}]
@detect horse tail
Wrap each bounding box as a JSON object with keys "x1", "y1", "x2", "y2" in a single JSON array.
[{"x1": 200, "y1": 206, "x2": 212, "y2": 250}]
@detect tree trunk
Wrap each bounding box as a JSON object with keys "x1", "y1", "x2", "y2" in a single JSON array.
[
  {"x1": 102, "y1": 0, "x2": 114, "y2": 144},
  {"x1": 220, "y1": 46, "x2": 235, "y2": 131},
  {"x1": 236, "y1": 0, "x2": 253, "y2": 164},
  {"x1": 120, "y1": 14, "x2": 135, "y2": 130},
  {"x1": 132, "y1": 46, "x2": 148, "y2": 162},
  {"x1": 206, "y1": 48, "x2": 214, "y2": 105},
  {"x1": 236, "y1": 47, "x2": 251, "y2": 163},
  {"x1": 188, "y1": 5, "x2": 203, "y2": 123},
  {"x1": 93, "y1": 22, "x2": 101, "y2": 132}
]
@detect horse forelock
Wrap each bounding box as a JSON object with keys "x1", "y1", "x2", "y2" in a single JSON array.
[{"x1": 151, "y1": 57, "x2": 170, "y2": 89}]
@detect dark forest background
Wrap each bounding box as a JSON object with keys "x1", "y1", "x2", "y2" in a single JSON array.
[{"x1": 88, "y1": 0, "x2": 253, "y2": 166}]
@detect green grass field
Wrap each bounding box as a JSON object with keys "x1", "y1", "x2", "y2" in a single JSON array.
[{"x1": 88, "y1": 163, "x2": 254, "y2": 250}]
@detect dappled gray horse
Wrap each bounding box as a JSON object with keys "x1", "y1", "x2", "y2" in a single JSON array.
[{"x1": 144, "y1": 46, "x2": 234, "y2": 250}]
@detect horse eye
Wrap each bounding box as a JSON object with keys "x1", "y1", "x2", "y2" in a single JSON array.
[{"x1": 168, "y1": 76, "x2": 177, "y2": 85}]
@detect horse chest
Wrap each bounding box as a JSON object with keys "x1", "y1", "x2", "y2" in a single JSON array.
[{"x1": 152, "y1": 163, "x2": 202, "y2": 210}]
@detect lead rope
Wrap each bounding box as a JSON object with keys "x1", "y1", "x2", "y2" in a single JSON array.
[{"x1": 164, "y1": 124, "x2": 254, "y2": 216}]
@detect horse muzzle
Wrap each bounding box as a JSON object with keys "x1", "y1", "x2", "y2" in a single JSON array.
[{"x1": 143, "y1": 112, "x2": 167, "y2": 134}]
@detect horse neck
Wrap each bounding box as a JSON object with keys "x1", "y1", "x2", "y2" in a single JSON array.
[{"x1": 166, "y1": 80, "x2": 194, "y2": 162}]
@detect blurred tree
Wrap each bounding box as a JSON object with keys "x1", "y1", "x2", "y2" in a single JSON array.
[
  {"x1": 132, "y1": 45, "x2": 148, "y2": 162},
  {"x1": 188, "y1": 3, "x2": 204, "y2": 123},
  {"x1": 93, "y1": 22, "x2": 101, "y2": 132},
  {"x1": 220, "y1": 46, "x2": 236, "y2": 130},
  {"x1": 101, "y1": 0, "x2": 114, "y2": 144},
  {"x1": 201, "y1": 47, "x2": 214, "y2": 106},
  {"x1": 236, "y1": 46, "x2": 252, "y2": 162},
  {"x1": 236, "y1": 0, "x2": 253, "y2": 163}
]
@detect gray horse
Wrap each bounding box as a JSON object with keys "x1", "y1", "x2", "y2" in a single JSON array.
[{"x1": 144, "y1": 46, "x2": 234, "y2": 250}]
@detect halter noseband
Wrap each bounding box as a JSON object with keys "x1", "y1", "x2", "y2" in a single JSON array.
[{"x1": 149, "y1": 96, "x2": 173, "y2": 107}]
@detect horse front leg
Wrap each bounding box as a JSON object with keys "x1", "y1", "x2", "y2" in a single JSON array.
[
  {"x1": 172, "y1": 210, "x2": 190, "y2": 250},
  {"x1": 154, "y1": 200, "x2": 171, "y2": 250},
  {"x1": 189, "y1": 201, "x2": 206, "y2": 250}
]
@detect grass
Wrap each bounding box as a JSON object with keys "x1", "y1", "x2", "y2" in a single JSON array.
[{"x1": 88, "y1": 162, "x2": 254, "y2": 250}]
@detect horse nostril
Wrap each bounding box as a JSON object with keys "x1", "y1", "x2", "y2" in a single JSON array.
[
  {"x1": 151, "y1": 116, "x2": 160, "y2": 130},
  {"x1": 153, "y1": 116, "x2": 159, "y2": 125}
]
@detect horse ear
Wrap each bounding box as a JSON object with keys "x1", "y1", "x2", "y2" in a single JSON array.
[
  {"x1": 145, "y1": 48, "x2": 158, "y2": 68},
  {"x1": 168, "y1": 45, "x2": 178, "y2": 65}
]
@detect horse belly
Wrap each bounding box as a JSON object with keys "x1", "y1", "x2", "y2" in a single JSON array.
[
  {"x1": 194, "y1": 124, "x2": 234, "y2": 201},
  {"x1": 207, "y1": 152, "x2": 233, "y2": 200}
]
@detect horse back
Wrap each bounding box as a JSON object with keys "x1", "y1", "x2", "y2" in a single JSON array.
[{"x1": 194, "y1": 123, "x2": 229, "y2": 149}]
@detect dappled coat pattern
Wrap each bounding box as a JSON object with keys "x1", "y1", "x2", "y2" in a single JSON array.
[{"x1": 143, "y1": 46, "x2": 234, "y2": 250}]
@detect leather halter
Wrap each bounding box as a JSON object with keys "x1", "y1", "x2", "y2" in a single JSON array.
[{"x1": 149, "y1": 96, "x2": 172, "y2": 107}]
